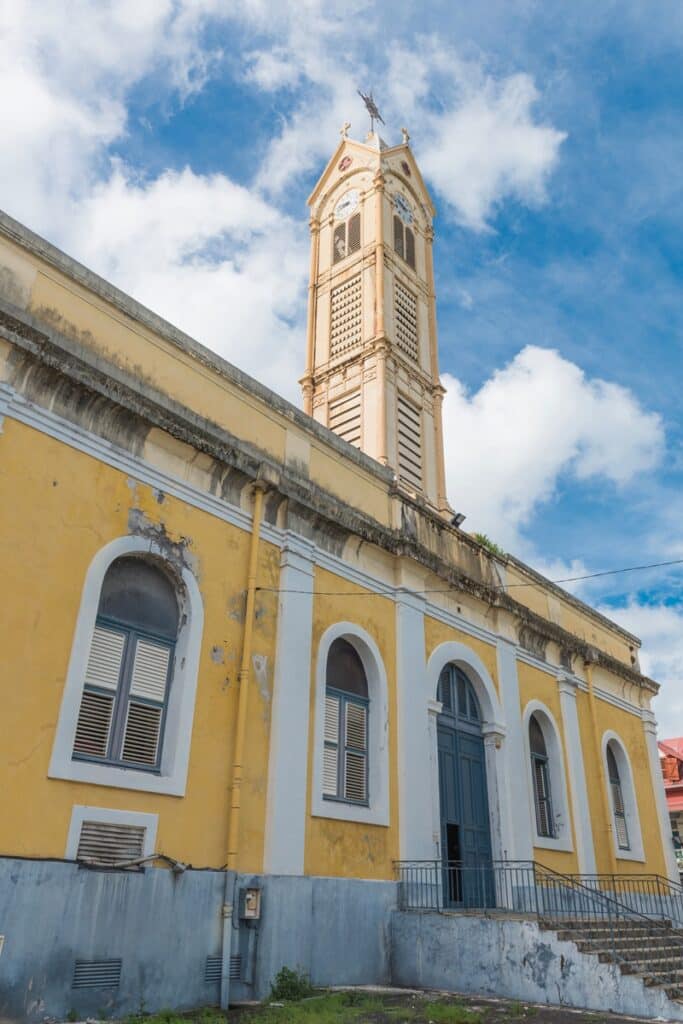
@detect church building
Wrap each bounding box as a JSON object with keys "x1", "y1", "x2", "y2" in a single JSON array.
[{"x1": 0, "y1": 125, "x2": 678, "y2": 1022}]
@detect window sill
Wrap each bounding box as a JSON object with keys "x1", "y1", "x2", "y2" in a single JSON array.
[
  {"x1": 312, "y1": 794, "x2": 389, "y2": 827},
  {"x1": 615, "y1": 847, "x2": 646, "y2": 863},
  {"x1": 49, "y1": 758, "x2": 185, "y2": 796},
  {"x1": 532, "y1": 833, "x2": 574, "y2": 853}
]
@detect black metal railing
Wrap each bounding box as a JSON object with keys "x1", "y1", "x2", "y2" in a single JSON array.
[{"x1": 394, "y1": 860, "x2": 683, "y2": 989}]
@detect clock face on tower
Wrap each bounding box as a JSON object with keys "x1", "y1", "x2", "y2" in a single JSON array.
[
  {"x1": 394, "y1": 193, "x2": 413, "y2": 225},
  {"x1": 334, "y1": 189, "x2": 359, "y2": 220}
]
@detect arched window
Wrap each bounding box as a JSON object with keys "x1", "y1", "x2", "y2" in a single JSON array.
[
  {"x1": 437, "y1": 663, "x2": 481, "y2": 725},
  {"x1": 530, "y1": 714, "x2": 555, "y2": 838},
  {"x1": 333, "y1": 213, "x2": 361, "y2": 264},
  {"x1": 607, "y1": 742, "x2": 631, "y2": 850},
  {"x1": 72, "y1": 556, "x2": 179, "y2": 772},
  {"x1": 393, "y1": 216, "x2": 416, "y2": 270},
  {"x1": 323, "y1": 638, "x2": 368, "y2": 804}
]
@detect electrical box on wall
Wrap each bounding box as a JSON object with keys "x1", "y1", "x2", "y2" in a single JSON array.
[{"x1": 239, "y1": 887, "x2": 261, "y2": 920}]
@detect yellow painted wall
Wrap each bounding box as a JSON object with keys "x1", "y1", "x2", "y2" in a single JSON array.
[
  {"x1": 0, "y1": 417, "x2": 278, "y2": 872},
  {"x1": 304, "y1": 567, "x2": 399, "y2": 879},
  {"x1": 575, "y1": 692, "x2": 667, "y2": 877},
  {"x1": 517, "y1": 662, "x2": 579, "y2": 874},
  {"x1": 424, "y1": 616, "x2": 499, "y2": 696}
]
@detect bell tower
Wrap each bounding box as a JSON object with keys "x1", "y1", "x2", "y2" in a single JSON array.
[{"x1": 301, "y1": 124, "x2": 449, "y2": 513}]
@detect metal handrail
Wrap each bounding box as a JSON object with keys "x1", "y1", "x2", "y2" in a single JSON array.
[{"x1": 394, "y1": 859, "x2": 683, "y2": 988}]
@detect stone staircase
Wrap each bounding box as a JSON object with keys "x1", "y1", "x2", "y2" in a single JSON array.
[{"x1": 543, "y1": 917, "x2": 683, "y2": 1000}]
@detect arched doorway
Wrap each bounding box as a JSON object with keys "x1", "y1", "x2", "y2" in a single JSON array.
[{"x1": 437, "y1": 663, "x2": 493, "y2": 907}]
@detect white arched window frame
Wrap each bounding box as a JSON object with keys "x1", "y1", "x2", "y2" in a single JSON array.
[
  {"x1": 601, "y1": 731, "x2": 645, "y2": 862},
  {"x1": 49, "y1": 535, "x2": 204, "y2": 796},
  {"x1": 522, "y1": 701, "x2": 574, "y2": 852},
  {"x1": 312, "y1": 622, "x2": 390, "y2": 826}
]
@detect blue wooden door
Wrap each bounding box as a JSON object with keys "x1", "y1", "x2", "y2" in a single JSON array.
[{"x1": 437, "y1": 666, "x2": 493, "y2": 908}]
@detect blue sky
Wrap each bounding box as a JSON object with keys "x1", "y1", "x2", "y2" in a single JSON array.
[{"x1": 2, "y1": 1, "x2": 683, "y2": 731}]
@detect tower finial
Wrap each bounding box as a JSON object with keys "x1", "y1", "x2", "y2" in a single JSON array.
[
  {"x1": 357, "y1": 90, "x2": 385, "y2": 134},
  {"x1": 340, "y1": 121, "x2": 351, "y2": 139}
]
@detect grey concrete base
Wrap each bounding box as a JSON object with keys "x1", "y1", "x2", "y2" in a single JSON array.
[
  {"x1": 391, "y1": 911, "x2": 683, "y2": 1021},
  {"x1": 233, "y1": 874, "x2": 396, "y2": 1001},
  {"x1": 0, "y1": 858, "x2": 230, "y2": 1023}
]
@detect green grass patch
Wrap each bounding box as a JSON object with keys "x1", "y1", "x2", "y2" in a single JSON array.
[{"x1": 421, "y1": 1002, "x2": 483, "y2": 1024}]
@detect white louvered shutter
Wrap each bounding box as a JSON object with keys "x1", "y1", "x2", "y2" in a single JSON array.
[
  {"x1": 533, "y1": 759, "x2": 551, "y2": 837},
  {"x1": 611, "y1": 782, "x2": 630, "y2": 849},
  {"x1": 73, "y1": 626, "x2": 126, "y2": 758},
  {"x1": 323, "y1": 695, "x2": 340, "y2": 796},
  {"x1": 77, "y1": 820, "x2": 145, "y2": 867},
  {"x1": 344, "y1": 702, "x2": 367, "y2": 802},
  {"x1": 120, "y1": 638, "x2": 170, "y2": 767}
]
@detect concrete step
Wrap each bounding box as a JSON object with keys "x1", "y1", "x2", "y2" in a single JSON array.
[{"x1": 573, "y1": 938, "x2": 683, "y2": 956}]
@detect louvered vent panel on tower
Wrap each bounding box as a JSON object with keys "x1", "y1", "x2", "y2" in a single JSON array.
[
  {"x1": 397, "y1": 395, "x2": 422, "y2": 490},
  {"x1": 329, "y1": 390, "x2": 361, "y2": 448},
  {"x1": 76, "y1": 820, "x2": 146, "y2": 867},
  {"x1": 395, "y1": 282, "x2": 418, "y2": 362},
  {"x1": 329, "y1": 274, "x2": 362, "y2": 358}
]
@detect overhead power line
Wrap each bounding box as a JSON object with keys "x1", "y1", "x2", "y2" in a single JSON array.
[{"x1": 255, "y1": 556, "x2": 683, "y2": 598}]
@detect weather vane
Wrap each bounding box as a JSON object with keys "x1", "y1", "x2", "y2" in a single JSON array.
[{"x1": 357, "y1": 90, "x2": 385, "y2": 134}]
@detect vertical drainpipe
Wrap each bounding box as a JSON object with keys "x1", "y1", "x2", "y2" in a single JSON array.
[
  {"x1": 227, "y1": 482, "x2": 267, "y2": 870},
  {"x1": 302, "y1": 215, "x2": 320, "y2": 416},
  {"x1": 585, "y1": 658, "x2": 617, "y2": 874}
]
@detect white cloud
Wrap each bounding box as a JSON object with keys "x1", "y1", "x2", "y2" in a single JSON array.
[
  {"x1": 418, "y1": 71, "x2": 566, "y2": 231},
  {"x1": 600, "y1": 601, "x2": 683, "y2": 738},
  {"x1": 442, "y1": 346, "x2": 664, "y2": 550},
  {"x1": 66, "y1": 165, "x2": 308, "y2": 399}
]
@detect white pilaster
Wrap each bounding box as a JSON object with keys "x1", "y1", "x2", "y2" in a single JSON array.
[
  {"x1": 642, "y1": 709, "x2": 679, "y2": 882},
  {"x1": 482, "y1": 724, "x2": 509, "y2": 863},
  {"x1": 427, "y1": 698, "x2": 443, "y2": 858},
  {"x1": 557, "y1": 674, "x2": 596, "y2": 873},
  {"x1": 496, "y1": 638, "x2": 533, "y2": 861},
  {"x1": 263, "y1": 534, "x2": 315, "y2": 874},
  {"x1": 396, "y1": 590, "x2": 434, "y2": 859}
]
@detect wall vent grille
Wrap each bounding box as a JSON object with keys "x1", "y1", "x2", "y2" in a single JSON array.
[
  {"x1": 205, "y1": 955, "x2": 222, "y2": 983},
  {"x1": 397, "y1": 395, "x2": 422, "y2": 490},
  {"x1": 72, "y1": 959, "x2": 122, "y2": 989},
  {"x1": 330, "y1": 275, "x2": 362, "y2": 358},
  {"x1": 328, "y1": 390, "x2": 361, "y2": 448},
  {"x1": 204, "y1": 955, "x2": 241, "y2": 983},
  {"x1": 77, "y1": 820, "x2": 146, "y2": 868},
  {"x1": 395, "y1": 282, "x2": 418, "y2": 362}
]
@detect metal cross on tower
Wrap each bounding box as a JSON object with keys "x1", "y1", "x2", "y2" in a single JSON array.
[{"x1": 357, "y1": 90, "x2": 385, "y2": 133}]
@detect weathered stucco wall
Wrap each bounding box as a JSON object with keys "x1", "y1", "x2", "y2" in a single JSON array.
[
  {"x1": 0, "y1": 418, "x2": 279, "y2": 871},
  {"x1": 0, "y1": 858, "x2": 230, "y2": 1023},
  {"x1": 391, "y1": 910, "x2": 683, "y2": 1020}
]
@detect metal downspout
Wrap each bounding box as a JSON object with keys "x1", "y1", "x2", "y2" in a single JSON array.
[
  {"x1": 227, "y1": 482, "x2": 266, "y2": 870},
  {"x1": 585, "y1": 659, "x2": 618, "y2": 874}
]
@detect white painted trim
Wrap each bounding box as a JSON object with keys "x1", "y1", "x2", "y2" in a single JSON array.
[
  {"x1": 496, "y1": 638, "x2": 533, "y2": 861},
  {"x1": 311, "y1": 621, "x2": 390, "y2": 826},
  {"x1": 48, "y1": 535, "x2": 204, "y2": 796},
  {"x1": 601, "y1": 731, "x2": 645, "y2": 863},
  {"x1": 264, "y1": 534, "x2": 316, "y2": 873},
  {"x1": 557, "y1": 676, "x2": 596, "y2": 873},
  {"x1": 642, "y1": 710, "x2": 680, "y2": 881},
  {"x1": 395, "y1": 592, "x2": 433, "y2": 859},
  {"x1": 425, "y1": 641, "x2": 509, "y2": 862},
  {"x1": 65, "y1": 805, "x2": 158, "y2": 860},
  {"x1": 522, "y1": 700, "x2": 574, "y2": 853}
]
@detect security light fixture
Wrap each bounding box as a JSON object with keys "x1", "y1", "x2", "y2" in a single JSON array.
[{"x1": 451, "y1": 512, "x2": 466, "y2": 528}]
